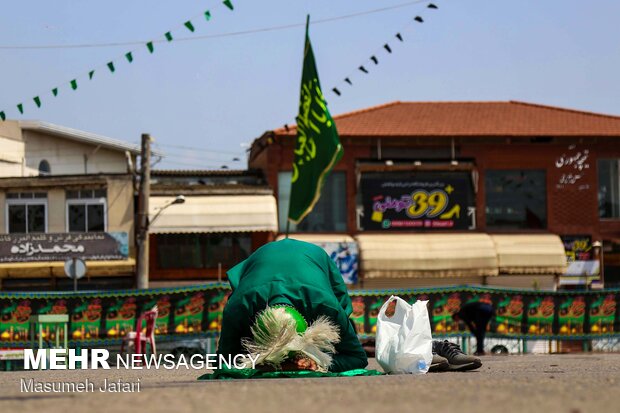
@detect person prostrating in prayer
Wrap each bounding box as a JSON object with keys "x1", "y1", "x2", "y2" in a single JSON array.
[{"x1": 217, "y1": 238, "x2": 368, "y2": 372}]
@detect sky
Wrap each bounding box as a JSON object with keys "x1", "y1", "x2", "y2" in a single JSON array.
[{"x1": 2, "y1": 0, "x2": 620, "y2": 170}]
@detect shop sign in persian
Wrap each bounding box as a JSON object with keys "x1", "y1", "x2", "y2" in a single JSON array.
[
  {"x1": 0, "y1": 232, "x2": 129, "y2": 262},
  {"x1": 360, "y1": 172, "x2": 475, "y2": 230}
]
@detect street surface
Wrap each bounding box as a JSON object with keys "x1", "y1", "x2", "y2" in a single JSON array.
[{"x1": 1, "y1": 354, "x2": 618, "y2": 413}]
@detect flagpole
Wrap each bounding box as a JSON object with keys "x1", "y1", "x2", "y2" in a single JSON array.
[
  {"x1": 286, "y1": 15, "x2": 310, "y2": 240},
  {"x1": 286, "y1": 14, "x2": 342, "y2": 238}
]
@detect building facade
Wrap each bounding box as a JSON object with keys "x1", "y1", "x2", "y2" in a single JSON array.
[
  {"x1": 249, "y1": 101, "x2": 620, "y2": 290},
  {"x1": 147, "y1": 170, "x2": 278, "y2": 286},
  {"x1": 0, "y1": 121, "x2": 138, "y2": 290}
]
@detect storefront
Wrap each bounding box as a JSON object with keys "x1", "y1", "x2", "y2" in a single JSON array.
[
  {"x1": 0, "y1": 174, "x2": 136, "y2": 290},
  {"x1": 147, "y1": 170, "x2": 278, "y2": 284},
  {"x1": 249, "y1": 101, "x2": 620, "y2": 289}
]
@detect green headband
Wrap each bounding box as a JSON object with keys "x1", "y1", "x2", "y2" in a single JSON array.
[{"x1": 255, "y1": 305, "x2": 308, "y2": 334}]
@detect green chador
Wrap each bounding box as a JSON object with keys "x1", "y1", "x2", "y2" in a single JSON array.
[{"x1": 217, "y1": 239, "x2": 368, "y2": 372}]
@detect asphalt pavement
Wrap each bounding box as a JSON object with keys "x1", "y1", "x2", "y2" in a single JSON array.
[{"x1": 1, "y1": 354, "x2": 618, "y2": 413}]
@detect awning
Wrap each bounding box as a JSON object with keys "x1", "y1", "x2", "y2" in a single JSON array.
[
  {"x1": 149, "y1": 195, "x2": 278, "y2": 233},
  {"x1": 276, "y1": 234, "x2": 355, "y2": 243},
  {"x1": 486, "y1": 274, "x2": 558, "y2": 290},
  {"x1": 356, "y1": 234, "x2": 499, "y2": 279},
  {"x1": 362, "y1": 276, "x2": 485, "y2": 290},
  {"x1": 0, "y1": 258, "x2": 135, "y2": 278},
  {"x1": 491, "y1": 235, "x2": 567, "y2": 275}
]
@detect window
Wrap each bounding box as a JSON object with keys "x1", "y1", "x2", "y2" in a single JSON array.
[
  {"x1": 598, "y1": 159, "x2": 620, "y2": 218},
  {"x1": 156, "y1": 233, "x2": 251, "y2": 269},
  {"x1": 485, "y1": 170, "x2": 547, "y2": 229},
  {"x1": 278, "y1": 171, "x2": 347, "y2": 232},
  {"x1": 66, "y1": 189, "x2": 107, "y2": 232},
  {"x1": 38, "y1": 160, "x2": 51, "y2": 175},
  {"x1": 6, "y1": 192, "x2": 47, "y2": 233}
]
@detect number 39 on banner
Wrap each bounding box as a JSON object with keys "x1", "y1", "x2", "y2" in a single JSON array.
[{"x1": 406, "y1": 190, "x2": 449, "y2": 218}]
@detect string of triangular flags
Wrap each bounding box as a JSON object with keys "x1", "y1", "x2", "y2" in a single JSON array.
[
  {"x1": 331, "y1": 2, "x2": 439, "y2": 97},
  {"x1": 0, "y1": 0, "x2": 236, "y2": 121}
]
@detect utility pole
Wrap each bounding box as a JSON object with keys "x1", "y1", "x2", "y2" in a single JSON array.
[{"x1": 136, "y1": 133, "x2": 151, "y2": 289}]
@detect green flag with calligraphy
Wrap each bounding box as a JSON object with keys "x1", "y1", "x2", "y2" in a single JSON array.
[{"x1": 288, "y1": 16, "x2": 343, "y2": 225}]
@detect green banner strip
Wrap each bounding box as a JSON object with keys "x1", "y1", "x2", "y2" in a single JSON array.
[{"x1": 1, "y1": 284, "x2": 619, "y2": 347}]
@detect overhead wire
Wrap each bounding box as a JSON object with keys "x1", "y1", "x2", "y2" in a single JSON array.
[
  {"x1": 0, "y1": 0, "x2": 430, "y2": 50},
  {"x1": 155, "y1": 143, "x2": 245, "y2": 156},
  {"x1": 1, "y1": 0, "x2": 437, "y2": 170}
]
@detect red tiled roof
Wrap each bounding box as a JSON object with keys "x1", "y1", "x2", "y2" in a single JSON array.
[{"x1": 273, "y1": 101, "x2": 620, "y2": 137}]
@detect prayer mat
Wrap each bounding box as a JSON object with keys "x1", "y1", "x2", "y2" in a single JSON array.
[{"x1": 198, "y1": 368, "x2": 384, "y2": 380}]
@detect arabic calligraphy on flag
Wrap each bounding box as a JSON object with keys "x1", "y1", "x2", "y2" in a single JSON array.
[{"x1": 288, "y1": 16, "x2": 343, "y2": 224}]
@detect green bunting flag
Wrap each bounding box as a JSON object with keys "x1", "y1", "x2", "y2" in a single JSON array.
[
  {"x1": 288, "y1": 16, "x2": 343, "y2": 226},
  {"x1": 184, "y1": 21, "x2": 195, "y2": 32},
  {"x1": 2, "y1": 2, "x2": 246, "y2": 120}
]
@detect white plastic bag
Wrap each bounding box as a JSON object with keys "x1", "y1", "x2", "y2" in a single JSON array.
[{"x1": 375, "y1": 295, "x2": 433, "y2": 374}]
